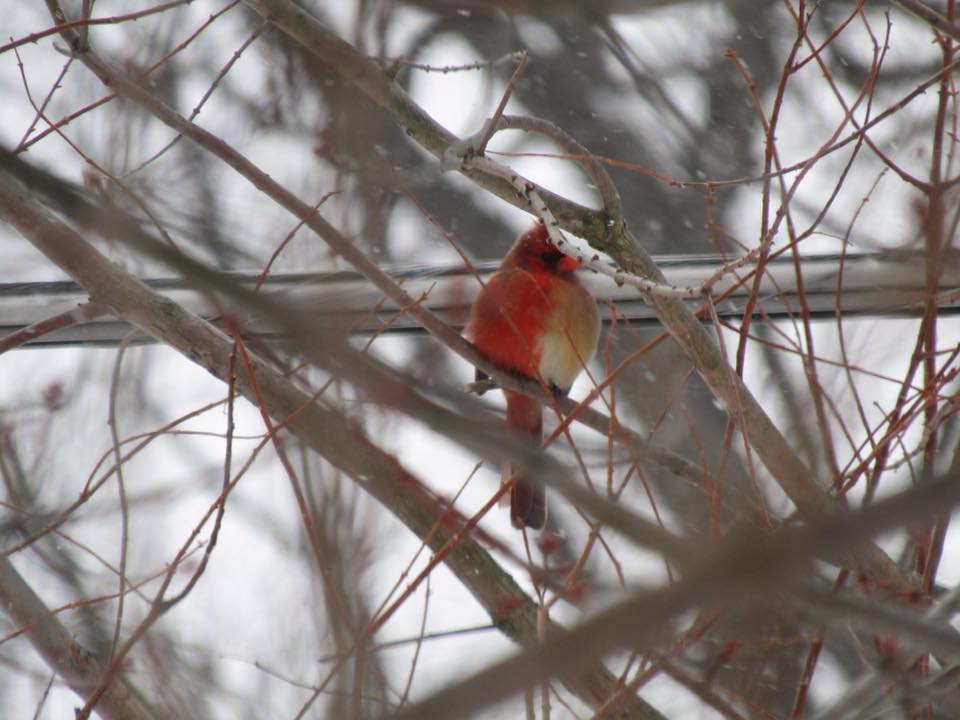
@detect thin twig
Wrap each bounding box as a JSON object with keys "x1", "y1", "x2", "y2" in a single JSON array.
[
  {"x1": 0, "y1": 0, "x2": 193, "y2": 55},
  {"x1": 105, "y1": 334, "x2": 134, "y2": 663},
  {"x1": 474, "y1": 51, "x2": 527, "y2": 155},
  {"x1": 370, "y1": 50, "x2": 526, "y2": 75},
  {"x1": 0, "y1": 302, "x2": 107, "y2": 354}
]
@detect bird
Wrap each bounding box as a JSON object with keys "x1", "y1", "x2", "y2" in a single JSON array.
[{"x1": 465, "y1": 223, "x2": 600, "y2": 529}]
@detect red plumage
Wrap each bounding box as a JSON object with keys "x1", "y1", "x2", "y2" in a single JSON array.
[{"x1": 465, "y1": 224, "x2": 600, "y2": 529}]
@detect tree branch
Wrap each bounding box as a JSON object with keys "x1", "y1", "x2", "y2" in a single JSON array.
[
  {"x1": 0, "y1": 554, "x2": 155, "y2": 720},
  {"x1": 0, "y1": 172, "x2": 668, "y2": 720},
  {"x1": 238, "y1": 0, "x2": 905, "y2": 585}
]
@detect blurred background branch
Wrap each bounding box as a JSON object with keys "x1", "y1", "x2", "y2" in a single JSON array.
[{"x1": 1, "y1": 1, "x2": 958, "y2": 718}]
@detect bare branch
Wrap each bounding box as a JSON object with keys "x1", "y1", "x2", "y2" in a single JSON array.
[
  {"x1": 0, "y1": 554, "x2": 155, "y2": 720},
  {"x1": 0, "y1": 171, "x2": 668, "y2": 720}
]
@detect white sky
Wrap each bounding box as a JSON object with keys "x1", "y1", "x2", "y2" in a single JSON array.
[{"x1": 0, "y1": 2, "x2": 958, "y2": 719}]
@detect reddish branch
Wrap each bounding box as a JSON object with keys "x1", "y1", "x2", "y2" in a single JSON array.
[{"x1": 0, "y1": 172, "x2": 669, "y2": 720}]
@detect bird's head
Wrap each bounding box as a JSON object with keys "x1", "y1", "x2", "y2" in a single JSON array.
[{"x1": 505, "y1": 224, "x2": 581, "y2": 274}]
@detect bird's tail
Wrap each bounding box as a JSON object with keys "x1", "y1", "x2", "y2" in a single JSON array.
[{"x1": 504, "y1": 390, "x2": 545, "y2": 529}]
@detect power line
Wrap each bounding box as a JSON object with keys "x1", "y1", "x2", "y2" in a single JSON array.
[{"x1": 1, "y1": 251, "x2": 958, "y2": 347}]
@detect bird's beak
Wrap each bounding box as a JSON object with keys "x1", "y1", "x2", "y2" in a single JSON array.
[{"x1": 557, "y1": 254, "x2": 581, "y2": 272}]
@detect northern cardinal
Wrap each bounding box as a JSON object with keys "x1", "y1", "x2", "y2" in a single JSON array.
[{"x1": 465, "y1": 223, "x2": 600, "y2": 529}]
